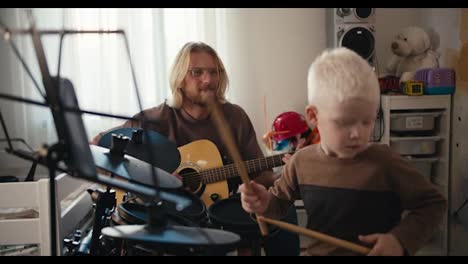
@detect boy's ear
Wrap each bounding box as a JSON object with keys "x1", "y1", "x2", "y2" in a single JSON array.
[{"x1": 305, "y1": 105, "x2": 318, "y2": 126}]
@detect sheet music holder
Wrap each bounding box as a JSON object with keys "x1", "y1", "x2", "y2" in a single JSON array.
[{"x1": 0, "y1": 13, "x2": 191, "y2": 255}]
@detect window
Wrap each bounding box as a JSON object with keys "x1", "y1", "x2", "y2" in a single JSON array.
[{"x1": 1, "y1": 8, "x2": 227, "y2": 148}]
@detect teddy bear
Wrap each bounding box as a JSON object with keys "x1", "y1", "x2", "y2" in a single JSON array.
[{"x1": 386, "y1": 26, "x2": 440, "y2": 82}]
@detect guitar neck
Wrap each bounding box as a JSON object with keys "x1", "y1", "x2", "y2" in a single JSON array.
[{"x1": 201, "y1": 152, "x2": 292, "y2": 184}]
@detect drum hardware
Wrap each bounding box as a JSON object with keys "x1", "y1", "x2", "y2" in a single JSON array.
[
  {"x1": 75, "y1": 230, "x2": 93, "y2": 256},
  {"x1": 76, "y1": 135, "x2": 197, "y2": 256},
  {"x1": 207, "y1": 194, "x2": 280, "y2": 256},
  {"x1": 116, "y1": 189, "x2": 208, "y2": 228},
  {"x1": 86, "y1": 186, "x2": 117, "y2": 255},
  {"x1": 61, "y1": 186, "x2": 117, "y2": 256},
  {"x1": 0, "y1": 16, "x2": 195, "y2": 256},
  {"x1": 91, "y1": 145, "x2": 182, "y2": 190},
  {"x1": 102, "y1": 199, "x2": 241, "y2": 256},
  {"x1": 78, "y1": 136, "x2": 130, "y2": 256},
  {"x1": 97, "y1": 127, "x2": 181, "y2": 174},
  {"x1": 92, "y1": 133, "x2": 182, "y2": 190},
  {"x1": 63, "y1": 230, "x2": 82, "y2": 255}
]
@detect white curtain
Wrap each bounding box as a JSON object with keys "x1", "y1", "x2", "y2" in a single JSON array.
[{"x1": 0, "y1": 8, "x2": 228, "y2": 148}]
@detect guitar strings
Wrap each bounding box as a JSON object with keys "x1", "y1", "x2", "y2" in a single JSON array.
[
  {"x1": 180, "y1": 153, "x2": 287, "y2": 186},
  {"x1": 181, "y1": 156, "x2": 282, "y2": 184},
  {"x1": 181, "y1": 153, "x2": 287, "y2": 185}
]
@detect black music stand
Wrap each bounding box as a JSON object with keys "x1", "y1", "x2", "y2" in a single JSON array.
[{"x1": 0, "y1": 14, "x2": 191, "y2": 256}]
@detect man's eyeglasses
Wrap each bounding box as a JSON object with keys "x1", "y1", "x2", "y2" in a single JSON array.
[{"x1": 187, "y1": 67, "x2": 221, "y2": 78}]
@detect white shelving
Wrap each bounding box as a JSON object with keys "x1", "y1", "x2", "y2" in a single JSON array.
[{"x1": 377, "y1": 94, "x2": 451, "y2": 256}]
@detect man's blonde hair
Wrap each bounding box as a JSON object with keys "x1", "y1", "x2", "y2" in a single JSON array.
[
  {"x1": 307, "y1": 47, "x2": 380, "y2": 107},
  {"x1": 167, "y1": 42, "x2": 229, "y2": 108}
]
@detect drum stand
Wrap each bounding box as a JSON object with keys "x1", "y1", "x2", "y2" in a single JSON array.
[
  {"x1": 87, "y1": 186, "x2": 117, "y2": 255},
  {"x1": 83, "y1": 137, "x2": 126, "y2": 255},
  {"x1": 45, "y1": 143, "x2": 65, "y2": 256},
  {"x1": 124, "y1": 201, "x2": 170, "y2": 256}
]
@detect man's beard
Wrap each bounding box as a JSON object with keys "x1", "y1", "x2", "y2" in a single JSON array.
[{"x1": 182, "y1": 88, "x2": 216, "y2": 107}]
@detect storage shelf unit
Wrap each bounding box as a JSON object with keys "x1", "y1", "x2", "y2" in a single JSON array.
[{"x1": 377, "y1": 94, "x2": 451, "y2": 256}]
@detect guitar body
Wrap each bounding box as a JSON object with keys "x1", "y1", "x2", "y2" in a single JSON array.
[{"x1": 176, "y1": 140, "x2": 229, "y2": 207}]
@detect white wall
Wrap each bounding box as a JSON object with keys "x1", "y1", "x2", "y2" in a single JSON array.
[
  {"x1": 223, "y1": 8, "x2": 326, "y2": 150},
  {"x1": 221, "y1": 8, "x2": 460, "y2": 152},
  {"x1": 418, "y1": 8, "x2": 461, "y2": 67}
]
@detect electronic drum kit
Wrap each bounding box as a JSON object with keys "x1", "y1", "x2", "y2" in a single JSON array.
[{"x1": 67, "y1": 128, "x2": 247, "y2": 256}]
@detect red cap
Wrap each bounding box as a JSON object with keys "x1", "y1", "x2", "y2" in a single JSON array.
[{"x1": 272, "y1": 111, "x2": 309, "y2": 141}]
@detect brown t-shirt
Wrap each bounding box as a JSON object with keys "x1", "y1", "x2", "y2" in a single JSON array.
[
  {"x1": 92, "y1": 101, "x2": 274, "y2": 190},
  {"x1": 264, "y1": 143, "x2": 447, "y2": 256}
]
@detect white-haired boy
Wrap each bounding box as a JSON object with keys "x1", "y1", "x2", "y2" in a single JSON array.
[{"x1": 240, "y1": 47, "x2": 447, "y2": 256}]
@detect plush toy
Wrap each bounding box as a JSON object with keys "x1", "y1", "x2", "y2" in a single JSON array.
[{"x1": 386, "y1": 26, "x2": 440, "y2": 82}]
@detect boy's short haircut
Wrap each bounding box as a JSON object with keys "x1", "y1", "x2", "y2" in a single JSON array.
[{"x1": 307, "y1": 47, "x2": 380, "y2": 107}]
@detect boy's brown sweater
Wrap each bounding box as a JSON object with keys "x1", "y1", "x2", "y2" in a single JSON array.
[{"x1": 264, "y1": 143, "x2": 447, "y2": 256}]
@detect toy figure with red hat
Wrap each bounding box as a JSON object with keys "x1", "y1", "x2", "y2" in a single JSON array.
[{"x1": 263, "y1": 111, "x2": 320, "y2": 153}]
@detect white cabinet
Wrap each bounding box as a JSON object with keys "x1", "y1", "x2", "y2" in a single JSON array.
[{"x1": 377, "y1": 95, "x2": 451, "y2": 256}]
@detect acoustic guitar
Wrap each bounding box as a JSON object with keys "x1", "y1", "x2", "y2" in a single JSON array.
[{"x1": 176, "y1": 139, "x2": 291, "y2": 207}]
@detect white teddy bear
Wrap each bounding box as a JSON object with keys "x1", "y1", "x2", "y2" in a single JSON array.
[{"x1": 386, "y1": 26, "x2": 440, "y2": 82}]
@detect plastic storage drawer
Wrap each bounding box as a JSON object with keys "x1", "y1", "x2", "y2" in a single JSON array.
[
  {"x1": 404, "y1": 157, "x2": 438, "y2": 181},
  {"x1": 390, "y1": 136, "x2": 440, "y2": 155},
  {"x1": 390, "y1": 112, "x2": 442, "y2": 132}
]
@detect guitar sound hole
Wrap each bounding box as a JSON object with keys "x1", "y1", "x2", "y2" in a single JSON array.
[{"x1": 179, "y1": 168, "x2": 201, "y2": 192}]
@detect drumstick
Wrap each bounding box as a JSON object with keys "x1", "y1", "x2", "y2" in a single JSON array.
[
  {"x1": 263, "y1": 95, "x2": 266, "y2": 132},
  {"x1": 256, "y1": 215, "x2": 371, "y2": 255},
  {"x1": 206, "y1": 97, "x2": 269, "y2": 234}
]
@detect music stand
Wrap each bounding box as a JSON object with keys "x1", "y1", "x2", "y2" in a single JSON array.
[{"x1": 0, "y1": 13, "x2": 191, "y2": 256}]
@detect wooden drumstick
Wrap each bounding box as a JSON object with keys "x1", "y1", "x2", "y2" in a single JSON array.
[
  {"x1": 256, "y1": 215, "x2": 371, "y2": 255},
  {"x1": 206, "y1": 97, "x2": 270, "y2": 234}
]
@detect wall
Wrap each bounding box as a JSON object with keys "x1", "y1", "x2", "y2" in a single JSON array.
[
  {"x1": 221, "y1": 8, "x2": 461, "y2": 152},
  {"x1": 223, "y1": 8, "x2": 326, "y2": 151},
  {"x1": 1, "y1": 7, "x2": 461, "y2": 169}
]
